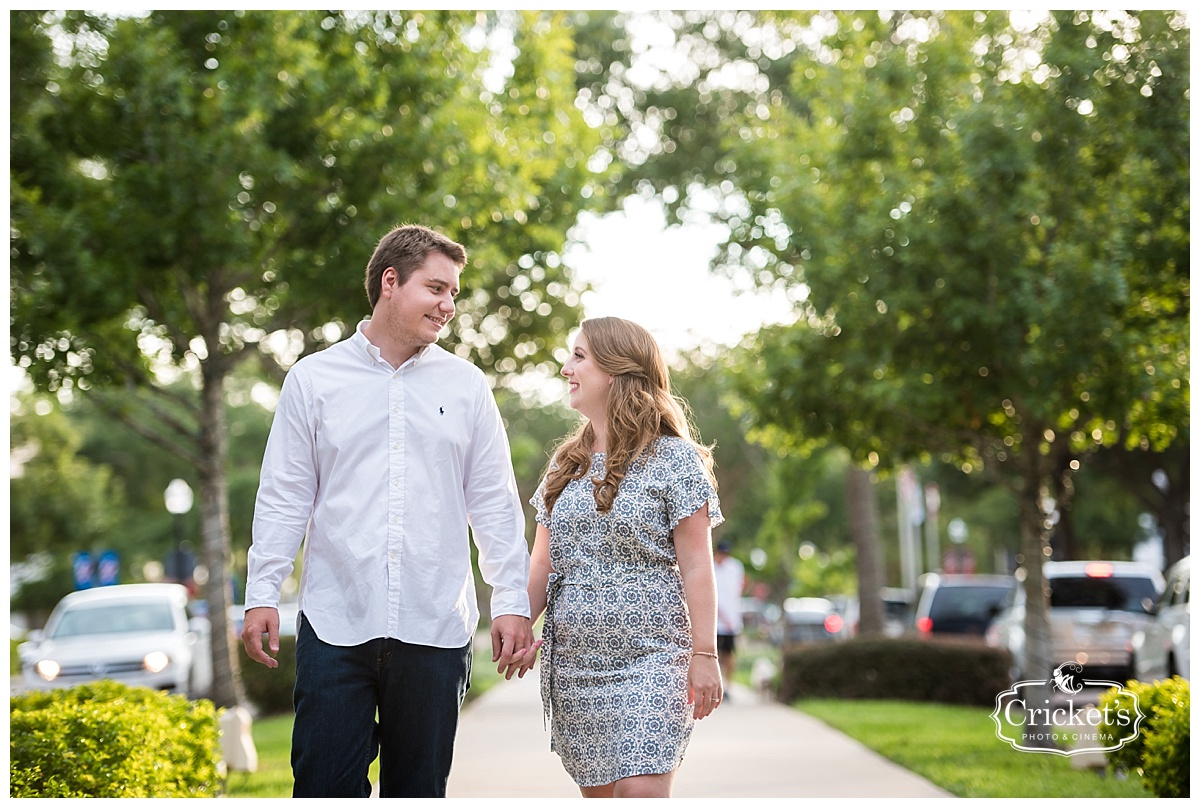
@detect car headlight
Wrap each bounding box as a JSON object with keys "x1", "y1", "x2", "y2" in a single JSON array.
[
  {"x1": 143, "y1": 651, "x2": 171, "y2": 673},
  {"x1": 35, "y1": 659, "x2": 61, "y2": 681}
]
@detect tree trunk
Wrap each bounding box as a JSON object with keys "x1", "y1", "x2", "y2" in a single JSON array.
[
  {"x1": 199, "y1": 366, "x2": 247, "y2": 709},
  {"x1": 1159, "y1": 450, "x2": 1190, "y2": 569},
  {"x1": 1015, "y1": 450, "x2": 1055, "y2": 747},
  {"x1": 847, "y1": 466, "x2": 885, "y2": 637}
]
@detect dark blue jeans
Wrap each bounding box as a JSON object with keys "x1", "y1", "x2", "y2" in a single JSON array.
[{"x1": 291, "y1": 613, "x2": 472, "y2": 797}]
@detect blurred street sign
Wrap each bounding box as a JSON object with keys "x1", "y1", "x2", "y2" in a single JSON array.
[
  {"x1": 97, "y1": 550, "x2": 120, "y2": 586},
  {"x1": 72, "y1": 552, "x2": 95, "y2": 590},
  {"x1": 944, "y1": 548, "x2": 976, "y2": 574}
]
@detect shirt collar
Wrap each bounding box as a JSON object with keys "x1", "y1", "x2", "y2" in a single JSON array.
[{"x1": 353, "y1": 319, "x2": 433, "y2": 370}]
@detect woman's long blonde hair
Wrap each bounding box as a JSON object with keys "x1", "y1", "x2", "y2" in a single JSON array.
[{"x1": 542, "y1": 317, "x2": 716, "y2": 516}]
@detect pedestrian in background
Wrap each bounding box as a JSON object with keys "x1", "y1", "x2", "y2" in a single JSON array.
[
  {"x1": 511, "y1": 316, "x2": 724, "y2": 798},
  {"x1": 241, "y1": 224, "x2": 533, "y2": 797},
  {"x1": 713, "y1": 540, "x2": 745, "y2": 690}
]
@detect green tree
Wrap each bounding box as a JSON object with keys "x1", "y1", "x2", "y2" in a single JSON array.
[
  {"x1": 592, "y1": 11, "x2": 1189, "y2": 690},
  {"x1": 11, "y1": 10, "x2": 607, "y2": 706},
  {"x1": 10, "y1": 396, "x2": 128, "y2": 620}
]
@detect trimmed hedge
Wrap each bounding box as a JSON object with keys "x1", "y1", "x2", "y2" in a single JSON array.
[
  {"x1": 778, "y1": 637, "x2": 1013, "y2": 706},
  {"x1": 238, "y1": 634, "x2": 298, "y2": 716},
  {"x1": 1099, "y1": 676, "x2": 1189, "y2": 798},
  {"x1": 10, "y1": 681, "x2": 222, "y2": 797}
]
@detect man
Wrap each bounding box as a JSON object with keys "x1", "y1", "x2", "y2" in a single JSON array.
[
  {"x1": 242, "y1": 224, "x2": 533, "y2": 798},
  {"x1": 712, "y1": 541, "x2": 745, "y2": 688}
]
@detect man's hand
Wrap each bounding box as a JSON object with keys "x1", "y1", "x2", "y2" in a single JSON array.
[
  {"x1": 490, "y1": 614, "x2": 534, "y2": 677},
  {"x1": 241, "y1": 606, "x2": 280, "y2": 669}
]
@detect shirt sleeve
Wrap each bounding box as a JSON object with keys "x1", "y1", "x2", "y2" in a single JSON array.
[
  {"x1": 463, "y1": 377, "x2": 531, "y2": 620},
  {"x1": 664, "y1": 439, "x2": 725, "y2": 532},
  {"x1": 245, "y1": 367, "x2": 318, "y2": 610}
]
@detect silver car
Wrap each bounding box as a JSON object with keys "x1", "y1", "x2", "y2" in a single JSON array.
[
  {"x1": 1131, "y1": 555, "x2": 1190, "y2": 681},
  {"x1": 986, "y1": 560, "x2": 1164, "y2": 682},
  {"x1": 18, "y1": 583, "x2": 212, "y2": 697},
  {"x1": 773, "y1": 597, "x2": 847, "y2": 645}
]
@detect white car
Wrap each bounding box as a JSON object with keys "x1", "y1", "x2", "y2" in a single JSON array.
[
  {"x1": 18, "y1": 583, "x2": 212, "y2": 698},
  {"x1": 986, "y1": 560, "x2": 1164, "y2": 682},
  {"x1": 772, "y1": 597, "x2": 847, "y2": 645},
  {"x1": 1132, "y1": 556, "x2": 1190, "y2": 681}
]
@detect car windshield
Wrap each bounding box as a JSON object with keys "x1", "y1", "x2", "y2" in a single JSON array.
[
  {"x1": 1049, "y1": 576, "x2": 1159, "y2": 613},
  {"x1": 51, "y1": 602, "x2": 177, "y2": 638}
]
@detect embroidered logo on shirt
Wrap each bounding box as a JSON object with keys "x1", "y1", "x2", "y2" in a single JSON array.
[{"x1": 439, "y1": 407, "x2": 445, "y2": 415}]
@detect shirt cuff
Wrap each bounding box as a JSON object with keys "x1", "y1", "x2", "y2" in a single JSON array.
[{"x1": 490, "y1": 588, "x2": 531, "y2": 620}]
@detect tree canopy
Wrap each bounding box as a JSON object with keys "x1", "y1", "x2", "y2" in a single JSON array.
[
  {"x1": 10, "y1": 9, "x2": 613, "y2": 706},
  {"x1": 584, "y1": 10, "x2": 1189, "y2": 681}
]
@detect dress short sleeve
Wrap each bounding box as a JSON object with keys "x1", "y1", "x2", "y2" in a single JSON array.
[
  {"x1": 661, "y1": 438, "x2": 724, "y2": 532},
  {"x1": 530, "y1": 477, "x2": 551, "y2": 527}
]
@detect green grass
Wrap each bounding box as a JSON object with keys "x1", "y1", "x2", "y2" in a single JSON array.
[
  {"x1": 797, "y1": 699, "x2": 1148, "y2": 798},
  {"x1": 224, "y1": 712, "x2": 297, "y2": 798},
  {"x1": 224, "y1": 645, "x2": 504, "y2": 798}
]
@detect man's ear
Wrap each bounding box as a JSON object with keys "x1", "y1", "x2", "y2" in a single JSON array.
[{"x1": 380, "y1": 267, "x2": 399, "y2": 297}]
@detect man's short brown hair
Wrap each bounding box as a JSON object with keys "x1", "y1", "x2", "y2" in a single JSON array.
[{"x1": 364, "y1": 224, "x2": 467, "y2": 308}]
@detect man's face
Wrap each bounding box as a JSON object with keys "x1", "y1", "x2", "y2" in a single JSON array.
[{"x1": 379, "y1": 252, "x2": 461, "y2": 351}]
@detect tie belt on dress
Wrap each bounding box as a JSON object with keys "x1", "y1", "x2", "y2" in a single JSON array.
[{"x1": 540, "y1": 569, "x2": 678, "y2": 727}]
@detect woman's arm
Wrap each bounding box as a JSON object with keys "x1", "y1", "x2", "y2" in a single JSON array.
[
  {"x1": 675, "y1": 506, "x2": 723, "y2": 719},
  {"x1": 504, "y1": 523, "x2": 553, "y2": 679},
  {"x1": 527, "y1": 523, "x2": 553, "y2": 624}
]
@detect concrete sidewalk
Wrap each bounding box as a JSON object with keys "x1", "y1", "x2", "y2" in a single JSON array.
[{"x1": 445, "y1": 670, "x2": 954, "y2": 798}]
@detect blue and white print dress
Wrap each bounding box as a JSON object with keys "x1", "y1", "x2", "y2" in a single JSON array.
[{"x1": 531, "y1": 435, "x2": 724, "y2": 787}]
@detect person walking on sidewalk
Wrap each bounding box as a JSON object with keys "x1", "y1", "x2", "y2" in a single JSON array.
[
  {"x1": 241, "y1": 224, "x2": 534, "y2": 798},
  {"x1": 511, "y1": 316, "x2": 724, "y2": 798},
  {"x1": 713, "y1": 541, "x2": 745, "y2": 689}
]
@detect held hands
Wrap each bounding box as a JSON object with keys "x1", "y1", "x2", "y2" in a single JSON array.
[
  {"x1": 502, "y1": 640, "x2": 543, "y2": 680},
  {"x1": 490, "y1": 614, "x2": 542, "y2": 680},
  {"x1": 687, "y1": 653, "x2": 723, "y2": 719}
]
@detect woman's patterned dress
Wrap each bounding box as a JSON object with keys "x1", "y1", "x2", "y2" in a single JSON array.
[{"x1": 531, "y1": 436, "x2": 724, "y2": 787}]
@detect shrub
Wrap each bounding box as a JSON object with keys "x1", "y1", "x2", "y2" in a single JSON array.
[
  {"x1": 238, "y1": 634, "x2": 297, "y2": 716},
  {"x1": 778, "y1": 637, "x2": 1012, "y2": 706},
  {"x1": 1099, "y1": 676, "x2": 1189, "y2": 798},
  {"x1": 10, "y1": 681, "x2": 222, "y2": 797}
]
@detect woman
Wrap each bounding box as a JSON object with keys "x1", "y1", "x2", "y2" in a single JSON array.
[{"x1": 515, "y1": 316, "x2": 724, "y2": 798}]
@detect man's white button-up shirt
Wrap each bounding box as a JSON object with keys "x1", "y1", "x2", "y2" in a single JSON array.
[{"x1": 245, "y1": 321, "x2": 531, "y2": 647}]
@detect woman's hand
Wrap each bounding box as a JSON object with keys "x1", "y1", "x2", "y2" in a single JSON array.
[
  {"x1": 687, "y1": 653, "x2": 723, "y2": 719},
  {"x1": 501, "y1": 639, "x2": 544, "y2": 680}
]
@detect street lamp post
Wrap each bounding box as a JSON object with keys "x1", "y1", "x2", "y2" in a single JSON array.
[{"x1": 164, "y1": 478, "x2": 194, "y2": 588}]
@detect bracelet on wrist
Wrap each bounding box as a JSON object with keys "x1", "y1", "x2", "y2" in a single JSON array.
[{"x1": 692, "y1": 650, "x2": 719, "y2": 659}]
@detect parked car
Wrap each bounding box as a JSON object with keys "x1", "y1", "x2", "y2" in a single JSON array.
[
  {"x1": 772, "y1": 597, "x2": 847, "y2": 645},
  {"x1": 987, "y1": 560, "x2": 1165, "y2": 682},
  {"x1": 825, "y1": 589, "x2": 913, "y2": 638},
  {"x1": 1131, "y1": 555, "x2": 1190, "y2": 681},
  {"x1": 739, "y1": 596, "x2": 781, "y2": 640},
  {"x1": 881, "y1": 587, "x2": 916, "y2": 638},
  {"x1": 913, "y1": 573, "x2": 1014, "y2": 639},
  {"x1": 18, "y1": 583, "x2": 212, "y2": 697}
]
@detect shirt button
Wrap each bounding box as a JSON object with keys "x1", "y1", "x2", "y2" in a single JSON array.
[
  {"x1": 391, "y1": 516, "x2": 400, "y2": 525},
  {"x1": 391, "y1": 479, "x2": 400, "y2": 488},
  {"x1": 391, "y1": 442, "x2": 401, "y2": 450}
]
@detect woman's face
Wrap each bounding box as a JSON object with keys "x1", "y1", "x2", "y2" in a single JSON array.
[{"x1": 562, "y1": 331, "x2": 613, "y2": 420}]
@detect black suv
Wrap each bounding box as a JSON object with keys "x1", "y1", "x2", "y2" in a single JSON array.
[{"x1": 913, "y1": 573, "x2": 1014, "y2": 638}]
